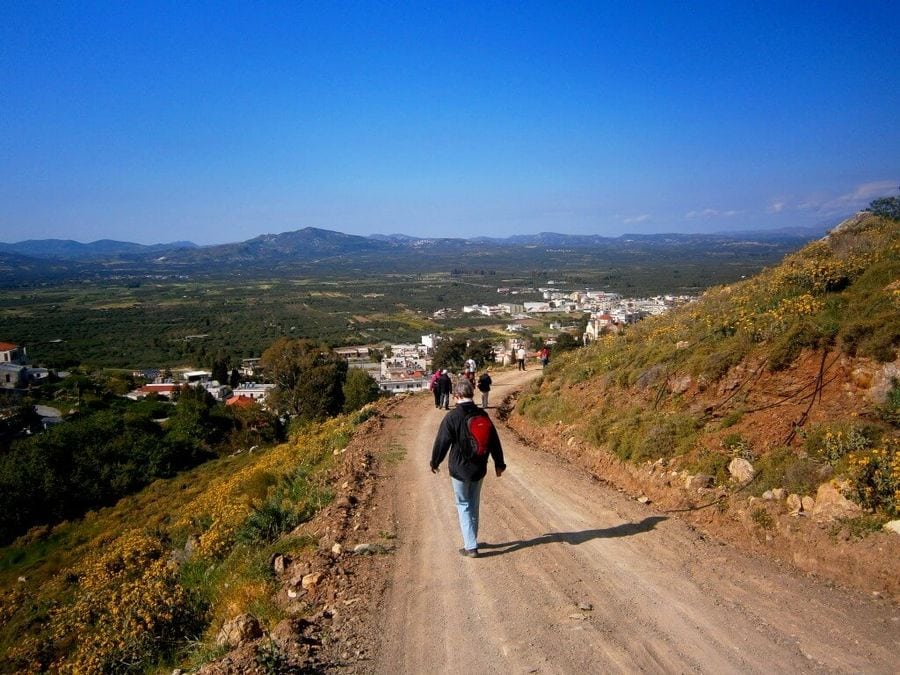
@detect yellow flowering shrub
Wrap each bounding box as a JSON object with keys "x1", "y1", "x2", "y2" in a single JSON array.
[
  {"x1": 847, "y1": 437, "x2": 900, "y2": 516},
  {"x1": 1, "y1": 413, "x2": 357, "y2": 672},
  {"x1": 49, "y1": 530, "x2": 196, "y2": 673}
]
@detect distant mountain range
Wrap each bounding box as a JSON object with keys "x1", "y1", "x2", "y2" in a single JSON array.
[{"x1": 0, "y1": 223, "x2": 834, "y2": 283}]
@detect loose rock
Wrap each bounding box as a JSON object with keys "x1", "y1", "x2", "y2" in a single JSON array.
[
  {"x1": 302, "y1": 572, "x2": 324, "y2": 591},
  {"x1": 216, "y1": 613, "x2": 262, "y2": 648},
  {"x1": 882, "y1": 520, "x2": 900, "y2": 536},
  {"x1": 728, "y1": 458, "x2": 755, "y2": 483},
  {"x1": 687, "y1": 474, "x2": 714, "y2": 490},
  {"x1": 811, "y1": 483, "x2": 861, "y2": 522}
]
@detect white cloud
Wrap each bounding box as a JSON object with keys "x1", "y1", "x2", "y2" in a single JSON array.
[
  {"x1": 791, "y1": 180, "x2": 898, "y2": 215},
  {"x1": 842, "y1": 180, "x2": 898, "y2": 203},
  {"x1": 685, "y1": 208, "x2": 741, "y2": 220},
  {"x1": 623, "y1": 214, "x2": 651, "y2": 224},
  {"x1": 768, "y1": 201, "x2": 786, "y2": 214}
]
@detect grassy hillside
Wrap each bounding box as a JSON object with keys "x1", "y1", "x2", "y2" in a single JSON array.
[
  {"x1": 519, "y1": 212, "x2": 899, "y2": 518},
  {"x1": 0, "y1": 408, "x2": 374, "y2": 673}
]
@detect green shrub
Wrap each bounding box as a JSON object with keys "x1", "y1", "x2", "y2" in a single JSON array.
[
  {"x1": 752, "y1": 446, "x2": 827, "y2": 496},
  {"x1": 690, "y1": 449, "x2": 730, "y2": 485},
  {"x1": 718, "y1": 409, "x2": 744, "y2": 429},
  {"x1": 688, "y1": 335, "x2": 751, "y2": 382},
  {"x1": 722, "y1": 433, "x2": 754, "y2": 460},
  {"x1": 750, "y1": 507, "x2": 775, "y2": 530},
  {"x1": 804, "y1": 423, "x2": 873, "y2": 465},
  {"x1": 877, "y1": 378, "x2": 900, "y2": 425},
  {"x1": 828, "y1": 514, "x2": 888, "y2": 540},
  {"x1": 606, "y1": 410, "x2": 698, "y2": 463}
]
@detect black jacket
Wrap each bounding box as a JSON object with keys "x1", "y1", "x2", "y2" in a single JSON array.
[
  {"x1": 430, "y1": 401, "x2": 505, "y2": 482},
  {"x1": 437, "y1": 373, "x2": 453, "y2": 395},
  {"x1": 477, "y1": 373, "x2": 492, "y2": 392}
]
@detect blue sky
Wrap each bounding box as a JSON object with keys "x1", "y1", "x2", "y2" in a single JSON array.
[{"x1": 1, "y1": 1, "x2": 897, "y2": 245}]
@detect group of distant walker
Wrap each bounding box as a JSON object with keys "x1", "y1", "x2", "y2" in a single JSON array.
[{"x1": 429, "y1": 358, "x2": 494, "y2": 409}]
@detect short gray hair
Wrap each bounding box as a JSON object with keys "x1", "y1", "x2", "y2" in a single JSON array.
[{"x1": 454, "y1": 378, "x2": 474, "y2": 399}]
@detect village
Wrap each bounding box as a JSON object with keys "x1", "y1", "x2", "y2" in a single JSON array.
[{"x1": 0, "y1": 287, "x2": 693, "y2": 424}]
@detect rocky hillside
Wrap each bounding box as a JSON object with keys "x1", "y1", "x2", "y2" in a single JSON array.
[{"x1": 513, "y1": 210, "x2": 899, "y2": 594}]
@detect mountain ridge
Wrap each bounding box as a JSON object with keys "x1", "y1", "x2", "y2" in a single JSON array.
[{"x1": 2, "y1": 223, "x2": 832, "y2": 258}]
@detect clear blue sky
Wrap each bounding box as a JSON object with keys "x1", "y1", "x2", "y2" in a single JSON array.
[{"x1": 1, "y1": 1, "x2": 897, "y2": 245}]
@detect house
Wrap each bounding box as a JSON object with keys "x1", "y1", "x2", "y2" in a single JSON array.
[
  {"x1": 0, "y1": 363, "x2": 27, "y2": 389},
  {"x1": 0, "y1": 342, "x2": 27, "y2": 365},
  {"x1": 130, "y1": 383, "x2": 184, "y2": 400},
  {"x1": 225, "y1": 395, "x2": 257, "y2": 408},
  {"x1": 377, "y1": 374, "x2": 430, "y2": 395},
  {"x1": 240, "y1": 358, "x2": 262, "y2": 378},
  {"x1": 231, "y1": 382, "x2": 275, "y2": 402},
  {"x1": 498, "y1": 303, "x2": 525, "y2": 315},
  {"x1": 334, "y1": 346, "x2": 371, "y2": 361}
]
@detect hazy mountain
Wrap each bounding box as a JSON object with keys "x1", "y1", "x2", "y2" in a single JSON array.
[
  {"x1": 0, "y1": 238, "x2": 198, "y2": 260},
  {"x1": 0, "y1": 222, "x2": 835, "y2": 283}
]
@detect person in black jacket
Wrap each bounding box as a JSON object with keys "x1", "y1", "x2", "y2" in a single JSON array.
[
  {"x1": 477, "y1": 370, "x2": 492, "y2": 408},
  {"x1": 430, "y1": 378, "x2": 505, "y2": 558},
  {"x1": 437, "y1": 369, "x2": 453, "y2": 410}
]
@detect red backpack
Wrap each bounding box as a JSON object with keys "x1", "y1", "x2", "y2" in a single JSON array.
[{"x1": 464, "y1": 412, "x2": 494, "y2": 459}]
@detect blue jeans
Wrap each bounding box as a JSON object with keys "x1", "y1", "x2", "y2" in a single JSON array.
[{"x1": 451, "y1": 477, "x2": 483, "y2": 551}]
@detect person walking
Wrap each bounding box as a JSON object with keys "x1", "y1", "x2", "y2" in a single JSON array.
[
  {"x1": 539, "y1": 346, "x2": 550, "y2": 368},
  {"x1": 437, "y1": 369, "x2": 453, "y2": 410},
  {"x1": 516, "y1": 346, "x2": 527, "y2": 371},
  {"x1": 477, "y1": 370, "x2": 492, "y2": 408},
  {"x1": 429, "y1": 369, "x2": 442, "y2": 408},
  {"x1": 464, "y1": 357, "x2": 477, "y2": 376},
  {"x1": 430, "y1": 378, "x2": 505, "y2": 558}
]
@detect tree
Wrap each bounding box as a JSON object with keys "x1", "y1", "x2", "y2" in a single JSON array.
[
  {"x1": 229, "y1": 368, "x2": 241, "y2": 388},
  {"x1": 431, "y1": 337, "x2": 467, "y2": 372},
  {"x1": 261, "y1": 338, "x2": 348, "y2": 421},
  {"x1": 553, "y1": 332, "x2": 580, "y2": 355},
  {"x1": 343, "y1": 368, "x2": 381, "y2": 412},
  {"x1": 464, "y1": 340, "x2": 495, "y2": 369},
  {"x1": 211, "y1": 352, "x2": 229, "y2": 384},
  {"x1": 866, "y1": 189, "x2": 900, "y2": 220},
  {"x1": 166, "y1": 386, "x2": 223, "y2": 453}
]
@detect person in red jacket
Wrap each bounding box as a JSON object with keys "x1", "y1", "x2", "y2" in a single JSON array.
[{"x1": 430, "y1": 378, "x2": 505, "y2": 558}]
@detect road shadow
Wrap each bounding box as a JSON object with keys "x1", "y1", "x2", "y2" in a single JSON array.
[{"x1": 477, "y1": 516, "x2": 667, "y2": 558}]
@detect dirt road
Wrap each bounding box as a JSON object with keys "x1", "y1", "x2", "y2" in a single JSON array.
[{"x1": 370, "y1": 369, "x2": 898, "y2": 674}]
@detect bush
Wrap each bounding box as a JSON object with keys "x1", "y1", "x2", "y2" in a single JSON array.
[
  {"x1": 846, "y1": 438, "x2": 899, "y2": 516},
  {"x1": 750, "y1": 507, "x2": 775, "y2": 530},
  {"x1": 342, "y1": 368, "x2": 381, "y2": 413},
  {"x1": 690, "y1": 449, "x2": 730, "y2": 485},
  {"x1": 605, "y1": 410, "x2": 698, "y2": 463},
  {"x1": 722, "y1": 433, "x2": 754, "y2": 460},
  {"x1": 866, "y1": 193, "x2": 900, "y2": 220},
  {"x1": 239, "y1": 471, "x2": 333, "y2": 545},
  {"x1": 804, "y1": 423, "x2": 873, "y2": 465},
  {"x1": 752, "y1": 446, "x2": 826, "y2": 496},
  {"x1": 877, "y1": 379, "x2": 900, "y2": 425}
]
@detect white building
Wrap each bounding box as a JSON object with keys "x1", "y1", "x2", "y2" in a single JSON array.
[
  {"x1": 378, "y1": 375, "x2": 430, "y2": 395},
  {"x1": 231, "y1": 382, "x2": 275, "y2": 402}
]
